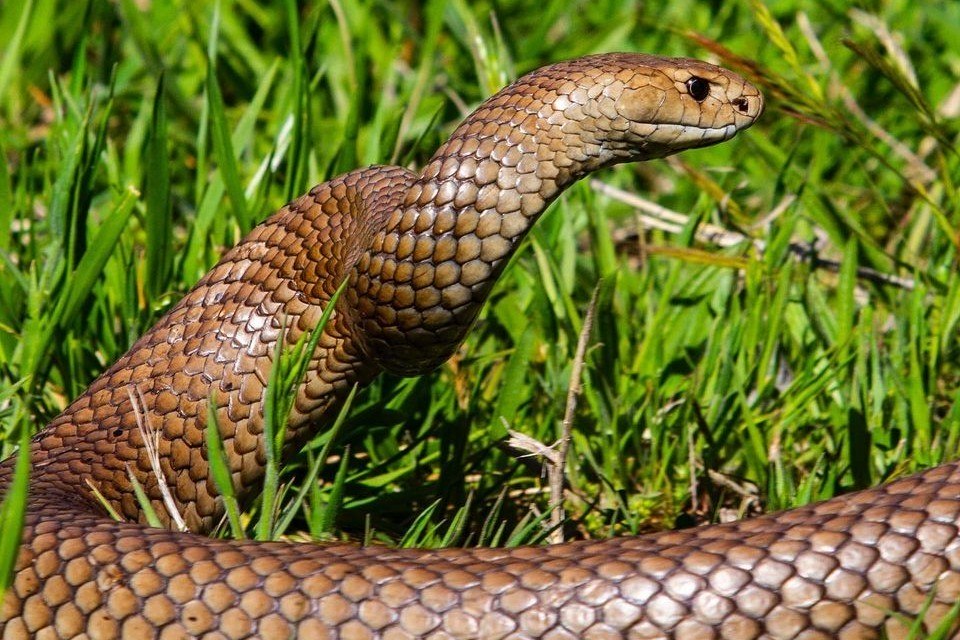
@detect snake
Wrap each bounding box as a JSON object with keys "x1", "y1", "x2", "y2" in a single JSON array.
[{"x1": 0, "y1": 51, "x2": 956, "y2": 640}]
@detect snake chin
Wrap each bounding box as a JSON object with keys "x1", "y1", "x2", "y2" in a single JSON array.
[{"x1": 620, "y1": 122, "x2": 744, "y2": 159}]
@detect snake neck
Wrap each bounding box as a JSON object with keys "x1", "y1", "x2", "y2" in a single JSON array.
[{"x1": 351, "y1": 70, "x2": 642, "y2": 375}]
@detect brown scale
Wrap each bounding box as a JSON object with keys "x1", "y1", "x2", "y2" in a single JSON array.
[{"x1": 3, "y1": 52, "x2": 955, "y2": 639}]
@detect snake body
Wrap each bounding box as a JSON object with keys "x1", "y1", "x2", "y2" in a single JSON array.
[{"x1": 0, "y1": 53, "x2": 956, "y2": 639}]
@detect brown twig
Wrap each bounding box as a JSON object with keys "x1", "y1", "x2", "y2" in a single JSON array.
[{"x1": 549, "y1": 284, "x2": 600, "y2": 544}]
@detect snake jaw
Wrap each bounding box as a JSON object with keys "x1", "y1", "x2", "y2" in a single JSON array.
[{"x1": 622, "y1": 121, "x2": 749, "y2": 160}]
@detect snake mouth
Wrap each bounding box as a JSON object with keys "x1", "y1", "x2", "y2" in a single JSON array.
[
  {"x1": 625, "y1": 122, "x2": 747, "y2": 157},
  {"x1": 700, "y1": 123, "x2": 743, "y2": 142}
]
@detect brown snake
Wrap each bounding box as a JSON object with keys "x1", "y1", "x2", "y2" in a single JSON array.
[{"x1": 1, "y1": 52, "x2": 957, "y2": 640}]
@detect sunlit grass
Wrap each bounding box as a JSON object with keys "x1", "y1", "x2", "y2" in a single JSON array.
[{"x1": 0, "y1": 0, "x2": 958, "y2": 634}]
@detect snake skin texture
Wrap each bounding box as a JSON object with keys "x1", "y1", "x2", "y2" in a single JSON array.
[{"x1": 2, "y1": 52, "x2": 954, "y2": 639}]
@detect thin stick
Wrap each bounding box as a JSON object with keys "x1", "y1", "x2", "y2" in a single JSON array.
[
  {"x1": 549, "y1": 284, "x2": 600, "y2": 544},
  {"x1": 591, "y1": 180, "x2": 916, "y2": 290},
  {"x1": 687, "y1": 423, "x2": 698, "y2": 517}
]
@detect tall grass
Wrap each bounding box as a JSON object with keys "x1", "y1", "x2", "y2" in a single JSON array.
[{"x1": 0, "y1": 2, "x2": 958, "y2": 630}]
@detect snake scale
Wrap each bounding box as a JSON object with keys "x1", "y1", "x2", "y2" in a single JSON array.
[{"x1": 1, "y1": 52, "x2": 957, "y2": 639}]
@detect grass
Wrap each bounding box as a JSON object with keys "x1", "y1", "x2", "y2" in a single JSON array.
[{"x1": 1, "y1": 0, "x2": 959, "y2": 632}]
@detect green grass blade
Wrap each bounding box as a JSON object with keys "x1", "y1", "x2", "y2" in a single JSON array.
[
  {"x1": 490, "y1": 323, "x2": 537, "y2": 439},
  {"x1": 0, "y1": 430, "x2": 30, "y2": 607},
  {"x1": 276, "y1": 383, "x2": 357, "y2": 537},
  {"x1": 144, "y1": 72, "x2": 172, "y2": 299},
  {"x1": 205, "y1": 395, "x2": 244, "y2": 538},
  {"x1": 206, "y1": 62, "x2": 249, "y2": 232},
  {"x1": 125, "y1": 464, "x2": 163, "y2": 528},
  {"x1": 257, "y1": 278, "x2": 350, "y2": 540},
  {"x1": 257, "y1": 317, "x2": 288, "y2": 541},
  {"x1": 55, "y1": 186, "x2": 139, "y2": 326},
  {"x1": 318, "y1": 444, "x2": 350, "y2": 535},
  {"x1": 398, "y1": 499, "x2": 442, "y2": 548},
  {"x1": 0, "y1": 0, "x2": 34, "y2": 107}
]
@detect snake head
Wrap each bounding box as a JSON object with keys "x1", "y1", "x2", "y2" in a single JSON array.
[
  {"x1": 537, "y1": 53, "x2": 763, "y2": 164},
  {"x1": 603, "y1": 53, "x2": 764, "y2": 158}
]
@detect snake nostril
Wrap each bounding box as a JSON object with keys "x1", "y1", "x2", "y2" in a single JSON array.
[{"x1": 733, "y1": 97, "x2": 750, "y2": 114}]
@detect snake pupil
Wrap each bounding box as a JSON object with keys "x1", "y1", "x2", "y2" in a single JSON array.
[{"x1": 686, "y1": 76, "x2": 710, "y2": 101}]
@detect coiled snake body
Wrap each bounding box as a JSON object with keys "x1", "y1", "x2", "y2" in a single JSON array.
[{"x1": 1, "y1": 53, "x2": 956, "y2": 639}]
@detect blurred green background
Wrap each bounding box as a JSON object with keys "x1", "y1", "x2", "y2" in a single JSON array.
[{"x1": 0, "y1": 0, "x2": 958, "y2": 549}]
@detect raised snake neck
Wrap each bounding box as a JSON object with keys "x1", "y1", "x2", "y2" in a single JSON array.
[{"x1": 0, "y1": 53, "x2": 955, "y2": 640}]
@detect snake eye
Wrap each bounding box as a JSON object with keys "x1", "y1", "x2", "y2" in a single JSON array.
[{"x1": 685, "y1": 77, "x2": 710, "y2": 102}]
